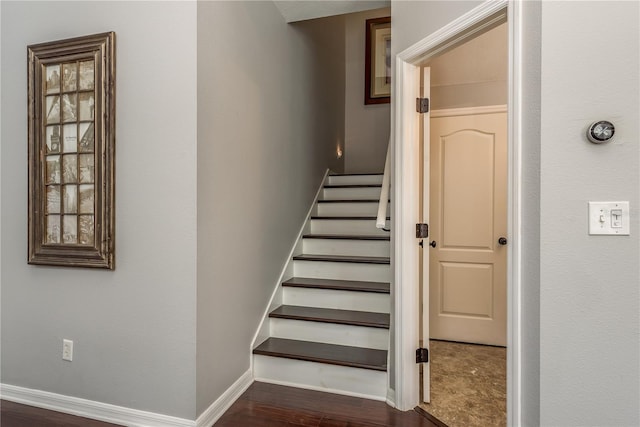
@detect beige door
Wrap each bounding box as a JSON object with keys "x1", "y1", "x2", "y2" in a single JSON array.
[{"x1": 428, "y1": 110, "x2": 507, "y2": 347}]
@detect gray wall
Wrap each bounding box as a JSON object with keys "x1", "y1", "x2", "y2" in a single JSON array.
[
  {"x1": 519, "y1": 2, "x2": 541, "y2": 425},
  {"x1": 391, "y1": 1, "x2": 483, "y2": 55},
  {"x1": 424, "y1": 22, "x2": 507, "y2": 110},
  {"x1": 539, "y1": 1, "x2": 639, "y2": 425},
  {"x1": 196, "y1": 1, "x2": 345, "y2": 415},
  {"x1": 344, "y1": 7, "x2": 391, "y2": 173},
  {"x1": 1, "y1": 1, "x2": 198, "y2": 419}
]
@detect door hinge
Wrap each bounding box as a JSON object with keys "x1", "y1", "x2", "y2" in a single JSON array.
[
  {"x1": 416, "y1": 223, "x2": 429, "y2": 238},
  {"x1": 416, "y1": 348, "x2": 429, "y2": 363},
  {"x1": 416, "y1": 97, "x2": 430, "y2": 114}
]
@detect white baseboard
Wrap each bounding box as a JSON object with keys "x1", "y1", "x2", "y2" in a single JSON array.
[
  {"x1": 0, "y1": 383, "x2": 195, "y2": 427},
  {"x1": 1, "y1": 369, "x2": 254, "y2": 427},
  {"x1": 196, "y1": 369, "x2": 253, "y2": 427},
  {"x1": 386, "y1": 387, "x2": 396, "y2": 408}
]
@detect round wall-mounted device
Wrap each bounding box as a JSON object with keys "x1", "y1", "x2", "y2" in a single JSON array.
[{"x1": 587, "y1": 120, "x2": 615, "y2": 144}]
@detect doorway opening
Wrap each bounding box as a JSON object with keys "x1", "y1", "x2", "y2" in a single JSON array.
[
  {"x1": 392, "y1": 0, "x2": 524, "y2": 425},
  {"x1": 417, "y1": 20, "x2": 509, "y2": 427}
]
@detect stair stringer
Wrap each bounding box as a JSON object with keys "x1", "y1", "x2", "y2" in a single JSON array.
[{"x1": 250, "y1": 169, "x2": 330, "y2": 357}]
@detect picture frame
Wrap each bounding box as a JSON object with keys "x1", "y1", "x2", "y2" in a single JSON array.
[
  {"x1": 365, "y1": 16, "x2": 391, "y2": 105},
  {"x1": 28, "y1": 32, "x2": 115, "y2": 269}
]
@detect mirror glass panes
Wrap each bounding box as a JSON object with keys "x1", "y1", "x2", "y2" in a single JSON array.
[{"x1": 43, "y1": 59, "x2": 95, "y2": 246}]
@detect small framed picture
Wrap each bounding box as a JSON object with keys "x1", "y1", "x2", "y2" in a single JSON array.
[
  {"x1": 46, "y1": 186, "x2": 61, "y2": 214},
  {"x1": 79, "y1": 61, "x2": 95, "y2": 90},
  {"x1": 79, "y1": 93, "x2": 95, "y2": 121},
  {"x1": 46, "y1": 155, "x2": 60, "y2": 184},
  {"x1": 62, "y1": 155, "x2": 78, "y2": 183},
  {"x1": 79, "y1": 154, "x2": 95, "y2": 183},
  {"x1": 46, "y1": 96, "x2": 60, "y2": 124},
  {"x1": 28, "y1": 32, "x2": 115, "y2": 269},
  {"x1": 62, "y1": 63, "x2": 77, "y2": 92},
  {"x1": 63, "y1": 185, "x2": 78, "y2": 214},
  {"x1": 365, "y1": 17, "x2": 391, "y2": 105},
  {"x1": 46, "y1": 65, "x2": 61, "y2": 94},
  {"x1": 46, "y1": 125, "x2": 61, "y2": 153},
  {"x1": 79, "y1": 216, "x2": 95, "y2": 245}
]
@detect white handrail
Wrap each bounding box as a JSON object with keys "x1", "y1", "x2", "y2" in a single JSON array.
[{"x1": 376, "y1": 141, "x2": 391, "y2": 229}]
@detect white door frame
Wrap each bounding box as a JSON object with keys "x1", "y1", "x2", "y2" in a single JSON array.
[{"x1": 393, "y1": 1, "x2": 524, "y2": 425}]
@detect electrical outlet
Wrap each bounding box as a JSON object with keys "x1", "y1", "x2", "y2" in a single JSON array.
[{"x1": 62, "y1": 339, "x2": 73, "y2": 361}]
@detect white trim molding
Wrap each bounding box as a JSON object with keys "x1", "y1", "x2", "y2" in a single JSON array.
[
  {"x1": 506, "y1": 1, "x2": 524, "y2": 424},
  {"x1": 393, "y1": 54, "x2": 421, "y2": 411},
  {"x1": 430, "y1": 104, "x2": 508, "y2": 119},
  {"x1": 1, "y1": 370, "x2": 253, "y2": 427},
  {"x1": 0, "y1": 383, "x2": 196, "y2": 427},
  {"x1": 398, "y1": 0, "x2": 508, "y2": 65},
  {"x1": 393, "y1": 1, "x2": 523, "y2": 426},
  {"x1": 196, "y1": 369, "x2": 253, "y2": 427}
]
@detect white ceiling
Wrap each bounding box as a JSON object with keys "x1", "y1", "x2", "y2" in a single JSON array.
[{"x1": 273, "y1": 0, "x2": 390, "y2": 23}]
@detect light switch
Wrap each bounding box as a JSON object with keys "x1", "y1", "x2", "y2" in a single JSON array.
[
  {"x1": 611, "y1": 209, "x2": 622, "y2": 228},
  {"x1": 589, "y1": 202, "x2": 630, "y2": 235}
]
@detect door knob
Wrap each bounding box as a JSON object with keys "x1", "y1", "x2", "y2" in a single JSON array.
[
  {"x1": 498, "y1": 237, "x2": 507, "y2": 245},
  {"x1": 429, "y1": 241, "x2": 437, "y2": 248}
]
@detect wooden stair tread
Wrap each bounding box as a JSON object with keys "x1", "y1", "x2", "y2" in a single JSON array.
[
  {"x1": 293, "y1": 254, "x2": 390, "y2": 264},
  {"x1": 302, "y1": 234, "x2": 390, "y2": 241},
  {"x1": 324, "y1": 184, "x2": 382, "y2": 188},
  {"x1": 311, "y1": 216, "x2": 390, "y2": 220},
  {"x1": 317, "y1": 199, "x2": 388, "y2": 203},
  {"x1": 328, "y1": 173, "x2": 383, "y2": 176},
  {"x1": 253, "y1": 338, "x2": 387, "y2": 371},
  {"x1": 270, "y1": 305, "x2": 390, "y2": 328},
  {"x1": 283, "y1": 277, "x2": 390, "y2": 293}
]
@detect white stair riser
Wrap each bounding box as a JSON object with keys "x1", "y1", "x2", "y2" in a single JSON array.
[
  {"x1": 283, "y1": 287, "x2": 390, "y2": 313},
  {"x1": 294, "y1": 260, "x2": 391, "y2": 282},
  {"x1": 327, "y1": 175, "x2": 383, "y2": 186},
  {"x1": 253, "y1": 356, "x2": 387, "y2": 400},
  {"x1": 322, "y1": 187, "x2": 382, "y2": 200},
  {"x1": 317, "y1": 202, "x2": 388, "y2": 217},
  {"x1": 303, "y1": 239, "x2": 389, "y2": 258},
  {"x1": 311, "y1": 219, "x2": 390, "y2": 235},
  {"x1": 270, "y1": 319, "x2": 389, "y2": 350}
]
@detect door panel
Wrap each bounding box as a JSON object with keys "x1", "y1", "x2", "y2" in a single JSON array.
[
  {"x1": 429, "y1": 112, "x2": 507, "y2": 347},
  {"x1": 440, "y1": 262, "x2": 493, "y2": 318},
  {"x1": 441, "y1": 130, "x2": 495, "y2": 249}
]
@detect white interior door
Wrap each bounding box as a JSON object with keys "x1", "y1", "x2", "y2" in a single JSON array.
[
  {"x1": 420, "y1": 67, "x2": 431, "y2": 404},
  {"x1": 429, "y1": 110, "x2": 508, "y2": 347}
]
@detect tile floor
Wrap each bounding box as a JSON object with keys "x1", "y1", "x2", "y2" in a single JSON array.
[{"x1": 420, "y1": 340, "x2": 507, "y2": 427}]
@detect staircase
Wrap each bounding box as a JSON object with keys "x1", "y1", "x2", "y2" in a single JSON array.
[{"x1": 253, "y1": 173, "x2": 391, "y2": 400}]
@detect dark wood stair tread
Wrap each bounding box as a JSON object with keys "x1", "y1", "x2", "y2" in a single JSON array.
[
  {"x1": 317, "y1": 199, "x2": 388, "y2": 203},
  {"x1": 328, "y1": 173, "x2": 383, "y2": 176},
  {"x1": 253, "y1": 338, "x2": 387, "y2": 371},
  {"x1": 311, "y1": 216, "x2": 390, "y2": 220},
  {"x1": 303, "y1": 234, "x2": 390, "y2": 241},
  {"x1": 270, "y1": 305, "x2": 390, "y2": 328},
  {"x1": 324, "y1": 184, "x2": 382, "y2": 188},
  {"x1": 283, "y1": 277, "x2": 390, "y2": 293},
  {"x1": 293, "y1": 254, "x2": 390, "y2": 264}
]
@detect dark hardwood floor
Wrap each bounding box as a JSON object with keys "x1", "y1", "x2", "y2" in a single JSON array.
[
  {"x1": 0, "y1": 400, "x2": 122, "y2": 427},
  {"x1": 0, "y1": 382, "x2": 442, "y2": 427},
  {"x1": 215, "y1": 381, "x2": 440, "y2": 427}
]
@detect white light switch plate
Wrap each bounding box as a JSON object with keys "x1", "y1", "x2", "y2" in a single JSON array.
[{"x1": 588, "y1": 201, "x2": 630, "y2": 235}]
